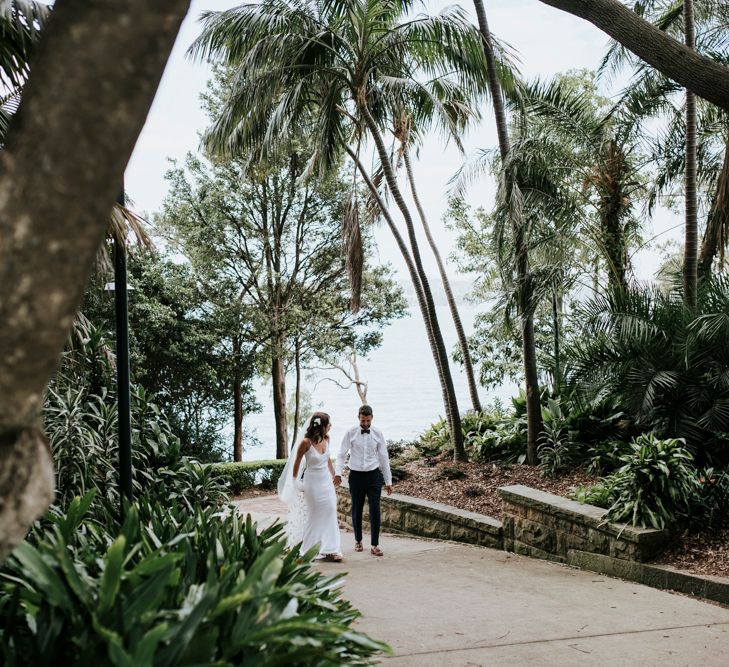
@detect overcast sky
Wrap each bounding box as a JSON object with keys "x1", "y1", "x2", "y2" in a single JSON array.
[{"x1": 124, "y1": 0, "x2": 681, "y2": 284}]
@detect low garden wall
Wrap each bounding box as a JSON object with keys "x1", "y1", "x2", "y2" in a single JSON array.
[
  {"x1": 499, "y1": 484, "x2": 669, "y2": 563},
  {"x1": 335, "y1": 488, "x2": 503, "y2": 549}
]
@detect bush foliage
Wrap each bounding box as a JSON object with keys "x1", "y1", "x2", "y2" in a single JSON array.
[{"x1": 210, "y1": 460, "x2": 287, "y2": 494}]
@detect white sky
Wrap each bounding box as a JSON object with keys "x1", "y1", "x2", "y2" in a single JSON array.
[{"x1": 124, "y1": 0, "x2": 682, "y2": 284}]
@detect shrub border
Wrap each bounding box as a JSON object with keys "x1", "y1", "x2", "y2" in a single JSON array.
[{"x1": 211, "y1": 460, "x2": 286, "y2": 494}]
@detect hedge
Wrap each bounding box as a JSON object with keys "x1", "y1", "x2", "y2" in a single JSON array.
[{"x1": 211, "y1": 460, "x2": 287, "y2": 494}]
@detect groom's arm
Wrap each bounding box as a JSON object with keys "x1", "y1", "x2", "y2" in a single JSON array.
[
  {"x1": 333, "y1": 430, "x2": 351, "y2": 486},
  {"x1": 376, "y1": 430, "x2": 393, "y2": 494}
]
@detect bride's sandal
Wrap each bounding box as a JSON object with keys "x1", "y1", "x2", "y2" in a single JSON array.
[
  {"x1": 354, "y1": 542, "x2": 364, "y2": 552},
  {"x1": 370, "y1": 546, "x2": 383, "y2": 557},
  {"x1": 324, "y1": 553, "x2": 343, "y2": 562}
]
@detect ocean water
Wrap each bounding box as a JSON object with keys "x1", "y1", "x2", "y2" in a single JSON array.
[{"x1": 241, "y1": 299, "x2": 518, "y2": 461}]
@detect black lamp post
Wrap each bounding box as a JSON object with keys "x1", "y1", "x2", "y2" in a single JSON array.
[{"x1": 114, "y1": 188, "x2": 133, "y2": 510}]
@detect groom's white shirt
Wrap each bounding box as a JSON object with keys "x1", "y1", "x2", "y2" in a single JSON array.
[{"x1": 335, "y1": 425, "x2": 392, "y2": 486}]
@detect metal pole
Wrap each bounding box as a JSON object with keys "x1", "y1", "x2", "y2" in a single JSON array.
[{"x1": 114, "y1": 188, "x2": 133, "y2": 510}]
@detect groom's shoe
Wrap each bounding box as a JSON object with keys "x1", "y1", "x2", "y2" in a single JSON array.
[
  {"x1": 370, "y1": 546, "x2": 383, "y2": 557},
  {"x1": 354, "y1": 541, "x2": 364, "y2": 552}
]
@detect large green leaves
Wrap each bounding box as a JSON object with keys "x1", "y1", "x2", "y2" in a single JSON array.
[{"x1": 0, "y1": 494, "x2": 389, "y2": 665}]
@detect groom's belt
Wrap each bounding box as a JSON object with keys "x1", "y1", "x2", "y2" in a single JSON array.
[{"x1": 348, "y1": 467, "x2": 380, "y2": 474}]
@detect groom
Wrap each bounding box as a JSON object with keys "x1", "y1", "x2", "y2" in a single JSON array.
[{"x1": 334, "y1": 404, "x2": 392, "y2": 556}]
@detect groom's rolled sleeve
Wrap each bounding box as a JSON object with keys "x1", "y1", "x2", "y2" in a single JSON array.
[
  {"x1": 377, "y1": 436, "x2": 392, "y2": 486},
  {"x1": 335, "y1": 432, "x2": 351, "y2": 476}
]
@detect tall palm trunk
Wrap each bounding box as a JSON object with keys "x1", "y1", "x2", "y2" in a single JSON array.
[
  {"x1": 683, "y1": 0, "x2": 698, "y2": 307},
  {"x1": 346, "y1": 145, "x2": 466, "y2": 461},
  {"x1": 698, "y1": 136, "x2": 729, "y2": 278},
  {"x1": 359, "y1": 106, "x2": 466, "y2": 461},
  {"x1": 473, "y1": 0, "x2": 542, "y2": 464},
  {"x1": 551, "y1": 287, "x2": 562, "y2": 396},
  {"x1": 402, "y1": 146, "x2": 483, "y2": 413},
  {"x1": 232, "y1": 335, "x2": 244, "y2": 462}
]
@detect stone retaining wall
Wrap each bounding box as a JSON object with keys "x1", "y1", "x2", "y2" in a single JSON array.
[
  {"x1": 499, "y1": 484, "x2": 669, "y2": 563},
  {"x1": 336, "y1": 488, "x2": 502, "y2": 549}
]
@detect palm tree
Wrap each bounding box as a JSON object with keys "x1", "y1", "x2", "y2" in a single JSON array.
[
  {"x1": 189, "y1": 0, "x2": 489, "y2": 461},
  {"x1": 399, "y1": 134, "x2": 483, "y2": 412},
  {"x1": 599, "y1": 1, "x2": 729, "y2": 300},
  {"x1": 684, "y1": 0, "x2": 698, "y2": 307},
  {"x1": 0, "y1": 0, "x2": 49, "y2": 143},
  {"x1": 471, "y1": 0, "x2": 542, "y2": 464}
]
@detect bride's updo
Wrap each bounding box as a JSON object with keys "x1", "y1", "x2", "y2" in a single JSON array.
[{"x1": 305, "y1": 411, "x2": 330, "y2": 443}]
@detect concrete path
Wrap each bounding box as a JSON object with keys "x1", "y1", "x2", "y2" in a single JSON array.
[{"x1": 232, "y1": 495, "x2": 729, "y2": 666}]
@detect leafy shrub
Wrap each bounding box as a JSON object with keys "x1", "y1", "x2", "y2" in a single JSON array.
[
  {"x1": 0, "y1": 493, "x2": 388, "y2": 666},
  {"x1": 389, "y1": 463, "x2": 409, "y2": 482},
  {"x1": 44, "y1": 384, "x2": 227, "y2": 515},
  {"x1": 537, "y1": 399, "x2": 573, "y2": 477},
  {"x1": 585, "y1": 439, "x2": 632, "y2": 476},
  {"x1": 579, "y1": 433, "x2": 700, "y2": 529},
  {"x1": 419, "y1": 407, "x2": 526, "y2": 463},
  {"x1": 434, "y1": 465, "x2": 467, "y2": 481},
  {"x1": 568, "y1": 278, "x2": 729, "y2": 464},
  {"x1": 211, "y1": 460, "x2": 287, "y2": 494},
  {"x1": 573, "y1": 481, "x2": 615, "y2": 509},
  {"x1": 690, "y1": 466, "x2": 729, "y2": 524}
]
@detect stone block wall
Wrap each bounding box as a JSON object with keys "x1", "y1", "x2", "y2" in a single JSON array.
[
  {"x1": 336, "y1": 488, "x2": 502, "y2": 549},
  {"x1": 499, "y1": 485, "x2": 669, "y2": 563}
]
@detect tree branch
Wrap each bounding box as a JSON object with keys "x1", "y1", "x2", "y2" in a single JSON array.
[{"x1": 537, "y1": 0, "x2": 729, "y2": 112}]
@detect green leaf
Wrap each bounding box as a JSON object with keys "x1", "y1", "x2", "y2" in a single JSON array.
[
  {"x1": 98, "y1": 536, "x2": 126, "y2": 616},
  {"x1": 11, "y1": 542, "x2": 71, "y2": 611}
]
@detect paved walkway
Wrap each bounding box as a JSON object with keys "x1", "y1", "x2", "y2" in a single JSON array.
[{"x1": 232, "y1": 495, "x2": 729, "y2": 666}]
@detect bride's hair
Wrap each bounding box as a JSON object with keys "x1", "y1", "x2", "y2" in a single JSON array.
[{"x1": 305, "y1": 411, "x2": 330, "y2": 444}]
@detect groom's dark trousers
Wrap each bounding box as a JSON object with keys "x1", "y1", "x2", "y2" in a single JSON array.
[{"x1": 348, "y1": 468, "x2": 382, "y2": 546}]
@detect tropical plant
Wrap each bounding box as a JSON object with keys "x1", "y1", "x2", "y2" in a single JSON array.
[
  {"x1": 419, "y1": 405, "x2": 526, "y2": 464},
  {"x1": 599, "y1": 0, "x2": 729, "y2": 292},
  {"x1": 468, "y1": 0, "x2": 543, "y2": 465},
  {"x1": 188, "y1": 0, "x2": 495, "y2": 461},
  {"x1": 0, "y1": 0, "x2": 49, "y2": 143},
  {"x1": 537, "y1": 398, "x2": 573, "y2": 477},
  {"x1": 211, "y1": 460, "x2": 287, "y2": 494},
  {"x1": 568, "y1": 277, "x2": 729, "y2": 462},
  {"x1": 0, "y1": 494, "x2": 389, "y2": 665},
  {"x1": 692, "y1": 465, "x2": 729, "y2": 524},
  {"x1": 598, "y1": 433, "x2": 700, "y2": 529}
]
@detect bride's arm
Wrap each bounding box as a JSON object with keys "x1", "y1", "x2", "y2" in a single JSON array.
[{"x1": 292, "y1": 439, "x2": 311, "y2": 477}]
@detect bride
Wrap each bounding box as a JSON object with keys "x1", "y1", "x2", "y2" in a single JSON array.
[{"x1": 277, "y1": 412, "x2": 343, "y2": 561}]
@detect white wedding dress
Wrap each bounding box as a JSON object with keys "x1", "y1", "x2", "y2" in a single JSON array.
[{"x1": 301, "y1": 441, "x2": 342, "y2": 557}]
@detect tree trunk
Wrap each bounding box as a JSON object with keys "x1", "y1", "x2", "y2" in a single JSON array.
[
  {"x1": 271, "y1": 352, "x2": 288, "y2": 459},
  {"x1": 351, "y1": 350, "x2": 368, "y2": 403},
  {"x1": 473, "y1": 0, "x2": 543, "y2": 462},
  {"x1": 403, "y1": 147, "x2": 482, "y2": 413},
  {"x1": 551, "y1": 288, "x2": 562, "y2": 397},
  {"x1": 683, "y1": 0, "x2": 698, "y2": 307},
  {"x1": 698, "y1": 137, "x2": 729, "y2": 278},
  {"x1": 233, "y1": 379, "x2": 243, "y2": 462},
  {"x1": 347, "y1": 146, "x2": 445, "y2": 389},
  {"x1": 346, "y1": 147, "x2": 463, "y2": 452},
  {"x1": 522, "y1": 311, "x2": 542, "y2": 465},
  {"x1": 472, "y1": 0, "x2": 511, "y2": 159},
  {"x1": 359, "y1": 106, "x2": 466, "y2": 462},
  {"x1": 536, "y1": 0, "x2": 729, "y2": 113},
  {"x1": 232, "y1": 336, "x2": 243, "y2": 462},
  {"x1": 291, "y1": 337, "x2": 301, "y2": 450},
  {"x1": 0, "y1": 0, "x2": 190, "y2": 560}
]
